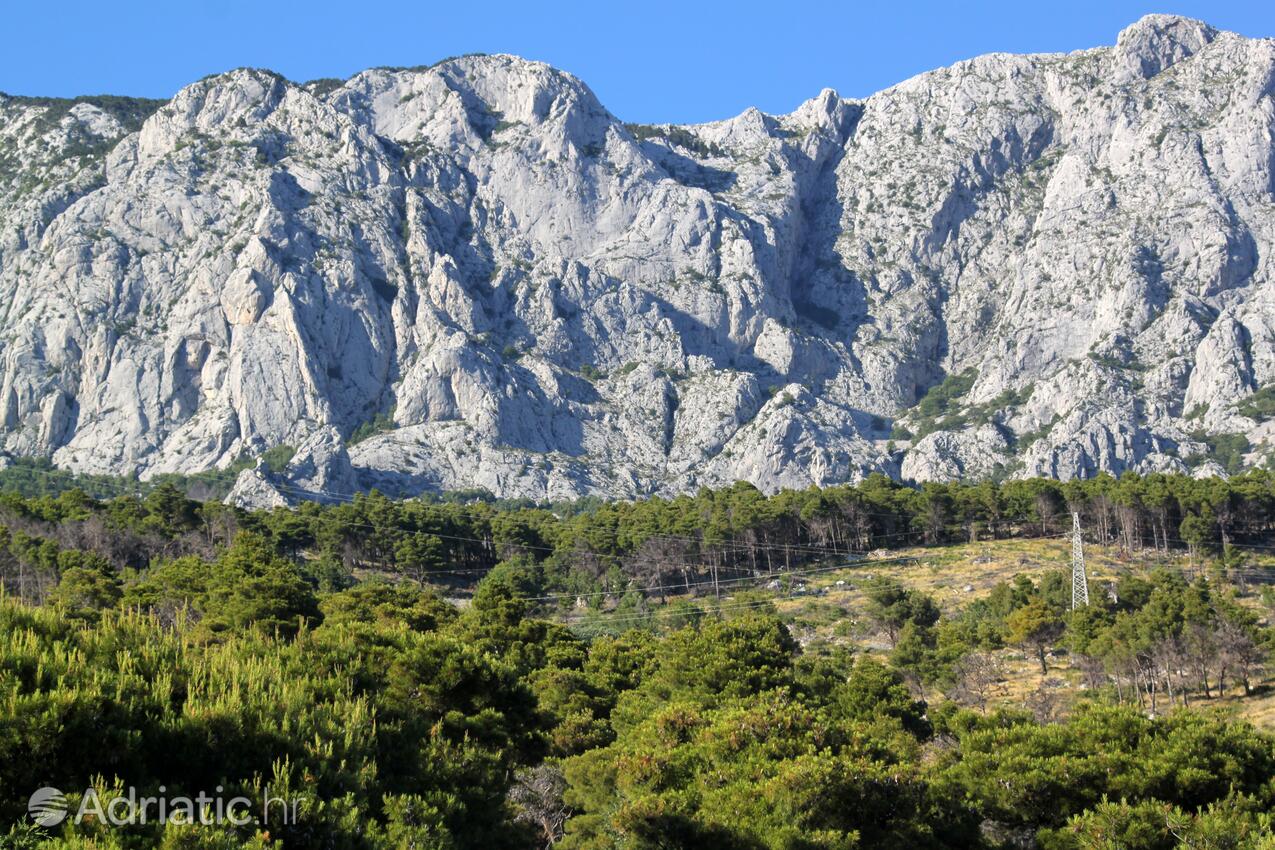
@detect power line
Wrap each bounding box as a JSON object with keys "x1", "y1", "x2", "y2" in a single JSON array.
[
  {"x1": 258, "y1": 479, "x2": 1275, "y2": 564},
  {"x1": 567, "y1": 596, "x2": 792, "y2": 630},
  {"x1": 521, "y1": 555, "x2": 920, "y2": 605},
  {"x1": 8, "y1": 471, "x2": 1275, "y2": 590},
  {"x1": 263, "y1": 479, "x2": 1058, "y2": 557}
]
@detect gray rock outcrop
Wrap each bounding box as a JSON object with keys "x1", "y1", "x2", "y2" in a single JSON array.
[{"x1": 1, "y1": 16, "x2": 1273, "y2": 503}]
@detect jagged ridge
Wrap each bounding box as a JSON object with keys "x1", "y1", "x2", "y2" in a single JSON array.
[{"x1": 0, "y1": 15, "x2": 1273, "y2": 505}]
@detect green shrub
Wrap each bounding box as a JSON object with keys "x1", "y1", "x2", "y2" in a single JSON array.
[
  {"x1": 915, "y1": 368, "x2": 978, "y2": 419},
  {"x1": 1186, "y1": 431, "x2": 1250, "y2": 475},
  {"x1": 1237, "y1": 384, "x2": 1275, "y2": 421},
  {"x1": 261, "y1": 444, "x2": 296, "y2": 473},
  {"x1": 349, "y1": 410, "x2": 397, "y2": 445}
]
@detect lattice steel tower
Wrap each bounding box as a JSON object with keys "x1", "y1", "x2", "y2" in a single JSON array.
[{"x1": 1071, "y1": 512, "x2": 1090, "y2": 610}]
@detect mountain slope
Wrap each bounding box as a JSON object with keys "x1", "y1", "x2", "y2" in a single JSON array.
[{"x1": 1, "y1": 15, "x2": 1273, "y2": 503}]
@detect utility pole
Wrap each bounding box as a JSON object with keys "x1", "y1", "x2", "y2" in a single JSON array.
[{"x1": 1071, "y1": 512, "x2": 1090, "y2": 610}]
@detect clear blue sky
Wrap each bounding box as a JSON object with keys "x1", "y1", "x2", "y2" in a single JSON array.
[{"x1": 2, "y1": 0, "x2": 1270, "y2": 123}]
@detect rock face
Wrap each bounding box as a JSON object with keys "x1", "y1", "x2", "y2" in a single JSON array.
[
  {"x1": 1, "y1": 16, "x2": 1274, "y2": 503},
  {"x1": 225, "y1": 425, "x2": 358, "y2": 507}
]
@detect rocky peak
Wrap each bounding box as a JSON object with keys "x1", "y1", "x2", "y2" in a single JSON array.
[
  {"x1": 433, "y1": 54, "x2": 609, "y2": 125},
  {"x1": 788, "y1": 88, "x2": 859, "y2": 138},
  {"x1": 1115, "y1": 14, "x2": 1219, "y2": 78},
  {"x1": 333, "y1": 53, "x2": 613, "y2": 160}
]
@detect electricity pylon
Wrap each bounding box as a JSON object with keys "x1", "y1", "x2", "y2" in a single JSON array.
[{"x1": 1071, "y1": 512, "x2": 1090, "y2": 610}]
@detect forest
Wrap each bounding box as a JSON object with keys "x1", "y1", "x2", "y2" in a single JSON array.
[{"x1": 0, "y1": 470, "x2": 1273, "y2": 848}]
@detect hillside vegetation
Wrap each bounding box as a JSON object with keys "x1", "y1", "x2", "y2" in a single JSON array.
[{"x1": 0, "y1": 472, "x2": 1274, "y2": 847}]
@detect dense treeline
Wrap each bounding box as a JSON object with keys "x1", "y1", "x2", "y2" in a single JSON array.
[
  {"x1": 1, "y1": 472, "x2": 1274, "y2": 847},
  {"x1": 1, "y1": 570, "x2": 1272, "y2": 849},
  {"x1": 2, "y1": 470, "x2": 1274, "y2": 609},
  {"x1": 2, "y1": 470, "x2": 1273, "y2": 673}
]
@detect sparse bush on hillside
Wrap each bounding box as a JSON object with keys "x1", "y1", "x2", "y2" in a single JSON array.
[{"x1": 1238, "y1": 384, "x2": 1275, "y2": 421}]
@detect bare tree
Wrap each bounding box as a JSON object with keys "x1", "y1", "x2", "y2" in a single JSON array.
[
  {"x1": 1215, "y1": 619, "x2": 1264, "y2": 695},
  {"x1": 921, "y1": 498, "x2": 946, "y2": 546},
  {"x1": 626, "y1": 536, "x2": 694, "y2": 602},
  {"x1": 838, "y1": 498, "x2": 873, "y2": 551},
  {"x1": 1182, "y1": 623, "x2": 1217, "y2": 699},
  {"x1": 1074, "y1": 653, "x2": 1108, "y2": 692},
  {"x1": 1089, "y1": 495, "x2": 1115, "y2": 544},
  {"x1": 1035, "y1": 491, "x2": 1060, "y2": 536},
  {"x1": 1025, "y1": 678, "x2": 1068, "y2": 723},
  {"x1": 1150, "y1": 636, "x2": 1189, "y2": 708},
  {"x1": 509, "y1": 764, "x2": 569, "y2": 848},
  {"x1": 1116, "y1": 503, "x2": 1142, "y2": 554},
  {"x1": 947, "y1": 652, "x2": 1004, "y2": 714}
]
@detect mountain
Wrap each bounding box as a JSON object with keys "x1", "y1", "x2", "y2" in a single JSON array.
[{"x1": 1, "y1": 15, "x2": 1273, "y2": 505}]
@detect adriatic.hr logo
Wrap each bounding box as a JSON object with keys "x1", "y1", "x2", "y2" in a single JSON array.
[
  {"x1": 26, "y1": 785, "x2": 305, "y2": 828},
  {"x1": 27, "y1": 787, "x2": 69, "y2": 827}
]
